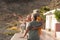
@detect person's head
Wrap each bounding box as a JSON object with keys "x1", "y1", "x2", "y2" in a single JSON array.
[
  {"x1": 31, "y1": 13, "x2": 40, "y2": 21},
  {"x1": 26, "y1": 14, "x2": 31, "y2": 22}
]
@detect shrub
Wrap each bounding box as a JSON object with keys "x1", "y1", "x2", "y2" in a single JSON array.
[
  {"x1": 40, "y1": 6, "x2": 50, "y2": 13},
  {"x1": 54, "y1": 10, "x2": 60, "y2": 22}
]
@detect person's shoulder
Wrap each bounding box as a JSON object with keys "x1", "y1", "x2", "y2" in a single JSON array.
[
  {"x1": 29, "y1": 21, "x2": 33, "y2": 24},
  {"x1": 30, "y1": 21, "x2": 36, "y2": 23},
  {"x1": 29, "y1": 21, "x2": 35, "y2": 24}
]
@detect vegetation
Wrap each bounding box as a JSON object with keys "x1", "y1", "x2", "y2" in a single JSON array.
[
  {"x1": 39, "y1": 6, "x2": 50, "y2": 22},
  {"x1": 54, "y1": 10, "x2": 60, "y2": 22},
  {"x1": 40, "y1": 6, "x2": 50, "y2": 13},
  {"x1": 4, "y1": 26, "x2": 20, "y2": 35}
]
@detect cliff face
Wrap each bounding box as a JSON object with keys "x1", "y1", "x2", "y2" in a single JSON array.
[
  {"x1": 0, "y1": 0, "x2": 51, "y2": 14},
  {"x1": 0, "y1": 0, "x2": 51, "y2": 26}
]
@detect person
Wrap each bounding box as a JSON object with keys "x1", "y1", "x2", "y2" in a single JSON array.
[
  {"x1": 36, "y1": 14, "x2": 43, "y2": 35},
  {"x1": 20, "y1": 20, "x2": 26, "y2": 33},
  {"x1": 25, "y1": 14, "x2": 31, "y2": 38},
  {"x1": 25, "y1": 15, "x2": 31, "y2": 29},
  {"x1": 20, "y1": 13, "x2": 42, "y2": 40}
]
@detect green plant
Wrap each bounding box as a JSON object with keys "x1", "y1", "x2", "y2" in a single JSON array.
[
  {"x1": 54, "y1": 10, "x2": 60, "y2": 22},
  {"x1": 40, "y1": 6, "x2": 50, "y2": 13},
  {"x1": 39, "y1": 6, "x2": 50, "y2": 22}
]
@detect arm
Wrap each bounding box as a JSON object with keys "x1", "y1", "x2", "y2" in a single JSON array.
[
  {"x1": 32, "y1": 26, "x2": 42, "y2": 30},
  {"x1": 23, "y1": 26, "x2": 41, "y2": 37},
  {"x1": 23, "y1": 29, "x2": 29, "y2": 37},
  {"x1": 32, "y1": 22, "x2": 42, "y2": 30}
]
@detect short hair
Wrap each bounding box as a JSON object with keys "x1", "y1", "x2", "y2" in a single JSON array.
[{"x1": 33, "y1": 13, "x2": 40, "y2": 20}]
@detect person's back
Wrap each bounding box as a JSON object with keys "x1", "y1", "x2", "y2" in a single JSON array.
[{"x1": 28, "y1": 20, "x2": 42, "y2": 40}]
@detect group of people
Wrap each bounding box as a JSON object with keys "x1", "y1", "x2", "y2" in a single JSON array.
[{"x1": 20, "y1": 9, "x2": 43, "y2": 40}]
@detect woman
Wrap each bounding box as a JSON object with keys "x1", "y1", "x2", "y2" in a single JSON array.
[{"x1": 21, "y1": 13, "x2": 42, "y2": 40}]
